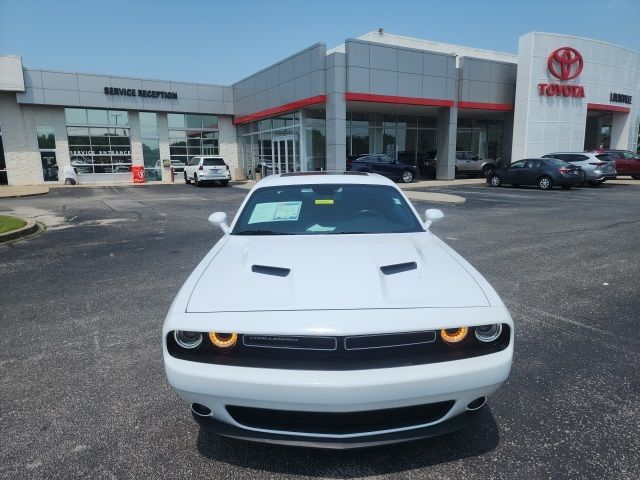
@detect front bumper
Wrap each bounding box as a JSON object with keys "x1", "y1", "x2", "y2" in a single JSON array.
[
  {"x1": 164, "y1": 348, "x2": 512, "y2": 445},
  {"x1": 192, "y1": 406, "x2": 484, "y2": 449}
]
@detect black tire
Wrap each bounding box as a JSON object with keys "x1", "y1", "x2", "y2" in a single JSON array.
[
  {"x1": 401, "y1": 170, "x2": 414, "y2": 183},
  {"x1": 587, "y1": 180, "x2": 600, "y2": 187},
  {"x1": 538, "y1": 176, "x2": 552, "y2": 190},
  {"x1": 193, "y1": 174, "x2": 200, "y2": 187},
  {"x1": 220, "y1": 180, "x2": 229, "y2": 187},
  {"x1": 488, "y1": 174, "x2": 502, "y2": 187},
  {"x1": 64, "y1": 178, "x2": 73, "y2": 185},
  {"x1": 184, "y1": 172, "x2": 191, "y2": 184}
]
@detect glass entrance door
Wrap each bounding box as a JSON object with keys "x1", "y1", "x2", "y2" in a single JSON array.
[{"x1": 272, "y1": 135, "x2": 300, "y2": 174}]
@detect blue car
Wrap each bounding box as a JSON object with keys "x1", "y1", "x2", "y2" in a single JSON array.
[
  {"x1": 487, "y1": 158, "x2": 583, "y2": 190},
  {"x1": 349, "y1": 154, "x2": 419, "y2": 183}
]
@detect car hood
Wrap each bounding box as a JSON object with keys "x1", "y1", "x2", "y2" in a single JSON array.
[{"x1": 186, "y1": 233, "x2": 490, "y2": 312}]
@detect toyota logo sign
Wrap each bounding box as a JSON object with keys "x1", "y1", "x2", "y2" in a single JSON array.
[{"x1": 547, "y1": 47, "x2": 584, "y2": 80}]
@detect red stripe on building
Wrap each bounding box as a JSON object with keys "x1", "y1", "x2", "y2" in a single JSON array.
[
  {"x1": 345, "y1": 92, "x2": 454, "y2": 107},
  {"x1": 233, "y1": 95, "x2": 327, "y2": 125},
  {"x1": 586, "y1": 103, "x2": 631, "y2": 113},
  {"x1": 457, "y1": 101, "x2": 514, "y2": 111}
]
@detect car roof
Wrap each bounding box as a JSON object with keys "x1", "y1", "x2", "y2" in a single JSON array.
[
  {"x1": 545, "y1": 152, "x2": 595, "y2": 155},
  {"x1": 255, "y1": 172, "x2": 396, "y2": 188}
]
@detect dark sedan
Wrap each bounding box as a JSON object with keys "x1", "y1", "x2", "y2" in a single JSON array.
[
  {"x1": 487, "y1": 158, "x2": 583, "y2": 190},
  {"x1": 349, "y1": 154, "x2": 419, "y2": 183}
]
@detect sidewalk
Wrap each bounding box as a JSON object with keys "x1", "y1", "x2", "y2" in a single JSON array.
[
  {"x1": 236, "y1": 179, "x2": 467, "y2": 204},
  {"x1": 0, "y1": 186, "x2": 50, "y2": 198}
]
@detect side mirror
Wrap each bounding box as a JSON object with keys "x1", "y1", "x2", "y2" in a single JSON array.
[
  {"x1": 424, "y1": 208, "x2": 444, "y2": 230},
  {"x1": 208, "y1": 211, "x2": 230, "y2": 234}
]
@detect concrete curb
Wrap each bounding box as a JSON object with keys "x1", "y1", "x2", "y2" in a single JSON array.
[
  {"x1": 0, "y1": 186, "x2": 50, "y2": 198},
  {"x1": 0, "y1": 218, "x2": 39, "y2": 242}
]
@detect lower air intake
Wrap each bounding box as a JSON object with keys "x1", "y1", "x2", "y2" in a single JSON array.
[{"x1": 226, "y1": 401, "x2": 454, "y2": 435}]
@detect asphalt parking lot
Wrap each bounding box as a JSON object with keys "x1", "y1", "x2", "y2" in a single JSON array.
[{"x1": 1, "y1": 181, "x2": 639, "y2": 479}]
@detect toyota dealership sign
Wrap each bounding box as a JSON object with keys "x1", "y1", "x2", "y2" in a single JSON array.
[{"x1": 538, "y1": 47, "x2": 585, "y2": 98}]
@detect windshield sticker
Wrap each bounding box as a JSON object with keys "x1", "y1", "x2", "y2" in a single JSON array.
[
  {"x1": 315, "y1": 199, "x2": 334, "y2": 205},
  {"x1": 393, "y1": 198, "x2": 401, "y2": 205},
  {"x1": 248, "y1": 201, "x2": 302, "y2": 224},
  {"x1": 306, "y1": 224, "x2": 336, "y2": 232}
]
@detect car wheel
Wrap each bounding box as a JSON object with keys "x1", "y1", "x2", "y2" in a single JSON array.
[
  {"x1": 64, "y1": 178, "x2": 73, "y2": 185},
  {"x1": 489, "y1": 174, "x2": 502, "y2": 187},
  {"x1": 194, "y1": 174, "x2": 200, "y2": 187},
  {"x1": 221, "y1": 180, "x2": 229, "y2": 187},
  {"x1": 184, "y1": 172, "x2": 191, "y2": 184},
  {"x1": 401, "y1": 170, "x2": 414, "y2": 183},
  {"x1": 587, "y1": 180, "x2": 600, "y2": 187},
  {"x1": 631, "y1": 175, "x2": 640, "y2": 180},
  {"x1": 538, "y1": 176, "x2": 552, "y2": 190},
  {"x1": 481, "y1": 165, "x2": 494, "y2": 178}
]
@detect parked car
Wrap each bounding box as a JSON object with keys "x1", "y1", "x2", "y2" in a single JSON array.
[
  {"x1": 541, "y1": 152, "x2": 616, "y2": 186},
  {"x1": 163, "y1": 172, "x2": 513, "y2": 448},
  {"x1": 599, "y1": 150, "x2": 640, "y2": 179},
  {"x1": 170, "y1": 159, "x2": 186, "y2": 172},
  {"x1": 488, "y1": 158, "x2": 583, "y2": 190},
  {"x1": 184, "y1": 156, "x2": 231, "y2": 186},
  {"x1": 420, "y1": 151, "x2": 496, "y2": 178},
  {"x1": 350, "y1": 154, "x2": 418, "y2": 183}
]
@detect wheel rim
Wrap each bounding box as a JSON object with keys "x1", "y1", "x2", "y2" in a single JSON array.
[
  {"x1": 490, "y1": 176, "x2": 500, "y2": 186},
  {"x1": 403, "y1": 171, "x2": 413, "y2": 183},
  {"x1": 540, "y1": 178, "x2": 550, "y2": 189}
]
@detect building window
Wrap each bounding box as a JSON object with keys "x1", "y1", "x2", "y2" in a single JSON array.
[
  {"x1": 140, "y1": 112, "x2": 161, "y2": 181},
  {"x1": 37, "y1": 126, "x2": 58, "y2": 181},
  {"x1": 456, "y1": 118, "x2": 504, "y2": 160},
  {"x1": 346, "y1": 113, "x2": 437, "y2": 165},
  {"x1": 305, "y1": 110, "x2": 326, "y2": 171},
  {"x1": 238, "y1": 112, "x2": 304, "y2": 178},
  {"x1": 168, "y1": 114, "x2": 219, "y2": 166},
  {"x1": 0, "y1": 126, "x2": 7, "y2": 185},
  {"x1": 65, "y1": 108, "x2": 131, "y2": 175}
]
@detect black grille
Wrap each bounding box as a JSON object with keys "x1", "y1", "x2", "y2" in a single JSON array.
[
  {"x1": 226, "y1": 401, "x2": 454, "y2": 435},
  {"x1": 167, "y1": 325, "x2": 511, "y2": 370}
]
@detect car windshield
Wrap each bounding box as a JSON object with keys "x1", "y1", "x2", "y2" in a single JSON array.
[
  {"x1": 203, "y1": 158, "x2": 225, "y2": 166},
  {"x1": 232, "y1": 183, "x2": 424, "y2": 235}
]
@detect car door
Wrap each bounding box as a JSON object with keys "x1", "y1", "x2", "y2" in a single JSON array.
[
  {"x1": 622, "y1": 151, "x2": 640, "y2": 175},
  {"x1": 455, "y1": 151, "x2": 468, "y2": 173},
  {"x1": 377, "y1": 155, "x2": 397, "y2": 178},
  {"x1": 466, "y1": 152, "x2": 481, "y2": 172},
  {"x1": 523, "y1": 159, "x2": 543, "y2": 184},
  {"x1": 503, "y1": 160, "x2": 526, "y2": 184}
]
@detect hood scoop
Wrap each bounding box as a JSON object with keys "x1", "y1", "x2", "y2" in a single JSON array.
[
  {"x1": 251, "y1": 264, "x2": 291, "y2": 277},
  {"x1": 380, "y1": 261, "x2": 417, "y2": 276}
]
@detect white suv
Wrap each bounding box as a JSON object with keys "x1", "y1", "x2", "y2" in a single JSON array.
[
  {"x1": 542, "y1": 152, "x2": 617, "y2": 186},
  {"x1": 184, "y1": 156, "x2": 231, "y2": 187}
]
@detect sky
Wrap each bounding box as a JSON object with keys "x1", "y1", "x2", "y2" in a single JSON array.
[{"x1": 1, "y1": 0, "x2": 638, "y2": 85}]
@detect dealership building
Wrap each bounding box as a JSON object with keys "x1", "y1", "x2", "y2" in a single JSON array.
[{"x1": 0, "y1": 31, "x2": 638, "y2": 186}]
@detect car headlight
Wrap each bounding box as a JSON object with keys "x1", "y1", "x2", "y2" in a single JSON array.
[
  {"x1": 208, "y1": 332, "x2": 238, "y2": 350},
  {"x1": 173, "y1": 331, "x2": 203, "y2": 349},
  {"x1": 475, "y1": 324, "x2": 503, "y2": 343},
  {"x1": 440, "y1": 327, "x2": 469, "y2": 344}
]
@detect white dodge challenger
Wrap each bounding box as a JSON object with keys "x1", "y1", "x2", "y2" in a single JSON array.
[{"x1": 163, "y1": 172, "x2": 513, "y2": 448}]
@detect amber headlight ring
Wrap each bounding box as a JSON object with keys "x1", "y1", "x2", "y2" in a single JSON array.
[
  {"x1": 440, "y1": 327, "x2": 469, "y2": 344},
  {"x1": 208, "y1": 332, "x2": 238, "y2": 350}
]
